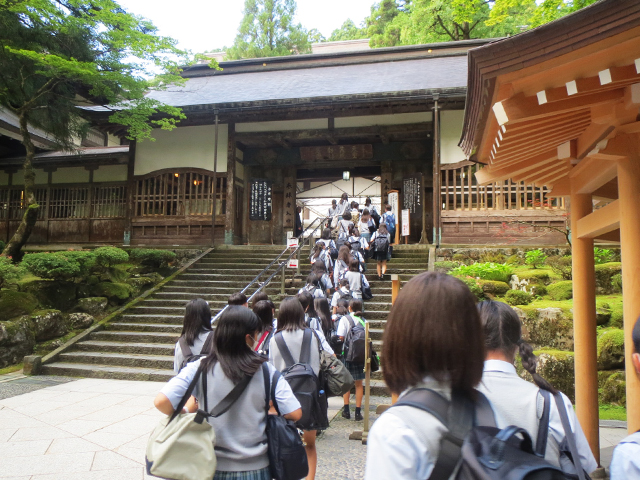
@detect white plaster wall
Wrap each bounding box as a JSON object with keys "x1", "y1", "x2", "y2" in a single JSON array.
[
  {"x1": 51, "y1": 167, "x2": 90, "y2": 184},
  {"x1": 335, "y1": 112, "x2": 432, "y2": 128},
  {"x1": 134, "y1": 124, "x2": 228, "y2": 176},
  {"x1": 440, "y1": 110, "x2": 466, "y2": 164},
  {"x1": 236, "y1": 119, "x2": 328, "y2": 133},
  {"x1": 107, "y1": 134, "x2": 121, "y2": 146},
  {"x1": 14, "y1": 168, "x2": 48, "y2": 185},
  {"x1": 94, "y1": 165, "x2": 128, "y2": 183},
  {"x1": 297, "y1": 177, "x2": 380, "y2": 199}
]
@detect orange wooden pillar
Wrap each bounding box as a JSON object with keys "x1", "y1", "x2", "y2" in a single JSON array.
[
  {"x1": 617, "y1": 153, "x2": 640, "y2": 433},
  {"x1": 570, "y1": 189, "x2": 600, "y2": 463}
]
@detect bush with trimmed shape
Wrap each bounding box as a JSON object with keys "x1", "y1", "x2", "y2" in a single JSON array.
[
  {"x1": 22, "y1": 251, "x2": 95, "y2": 282},
  {"x1": 94, "y1": 247, "x2": 129, "y2": 267},
  {"x1": 505, "y1": 289, "x2": 532, "y2": 306},
  {"x1": 129, "y1": 249, "x2": 176, "y2": 268},
  {"x1": 548, "y1": 280, "x2": 573, "y2": 301},
  {"x1": 450, "y1": 262, "x2": 513, "y2": 283}
]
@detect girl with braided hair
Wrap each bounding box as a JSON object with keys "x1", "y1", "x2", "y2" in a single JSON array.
[{"x1": 476, "y1": 300, "x2": 596, "y2": 474}]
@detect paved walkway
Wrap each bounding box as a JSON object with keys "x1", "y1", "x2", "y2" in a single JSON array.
[{"x1": 0, "y1": 377, "x2": 629, "y2": 479}]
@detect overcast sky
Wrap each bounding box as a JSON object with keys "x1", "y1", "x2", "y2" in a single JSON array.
[{"x1": 117, "y1": 0, "x2": 374, "y2": 54}]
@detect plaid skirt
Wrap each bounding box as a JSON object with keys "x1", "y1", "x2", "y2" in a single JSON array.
[
  {"x1": 213, "y1": 467, "x2": 270, "y2": 480},
  {"x1": 345, "y1": 360, "x2": 366, "y2": 381}
]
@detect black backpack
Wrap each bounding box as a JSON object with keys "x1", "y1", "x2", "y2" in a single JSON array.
[
  {"x1": 343, "y1": 315, "x2": 367, "y2": 363},
  {"x1": 262, "y1": 363, "x2": 309, "y2": 480},
  {"x1": 373, "y1": 233, "x2": 390, "y2": 254},
  {"x1": 393, "y1": 388, "x2": 584, "y2": 480},
  {"x1": 177, "y1": 332, "x2": 213, "y2": 371},
  {"x1": 274, "y1": 329, "x2": 329, "y2": 430},
  {"x1": 337, "y1": 289, "x2": 353, "y2": 302}
]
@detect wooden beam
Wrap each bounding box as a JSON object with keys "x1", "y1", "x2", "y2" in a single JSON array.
[
  {"x1": 592, "y1": 180, "x2": 619, "y2": 201},
  {"x1": 576, "y1": 124, "x2": 616, "y2": 159},
  {"x1": 594, "y1": 230, "x2": 620, "y2": 243},
  {"x1": 493, "y1": 89, "x2": 625, "y2": 126},
  {"x1": 569, "y1": 156, "x2": 619, "y2": 195},
  {"x1": 475, "y1": 150, "x2": 558, "y2": 185},
  {"x1": 547, "y1": 177, "x2": 571, "y2": 197},
  {"x1": 576, "y1": 200, "x2": 620, "y2": 239}
]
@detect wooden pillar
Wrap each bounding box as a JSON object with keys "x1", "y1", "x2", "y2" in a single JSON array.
[
  {"x1": 617, "y1": 154, "x2": 640, "y2": 433},
  {"x1": 225, "y1": 123, "x2": 236, "y2": 245},
  {"x1": 432, "y1": 99, "x2": 441, "y2": 246},
  {"x1": 569, "y1": 189, "x2": 599, "y2": 463},
  {"x1": 124, "y1": 141, "x2": 136, "y2": 246}
]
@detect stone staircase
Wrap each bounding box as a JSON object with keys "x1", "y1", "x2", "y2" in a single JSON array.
[{"x1": 41, "y1": 244, "x2": 430, "y2": 396}]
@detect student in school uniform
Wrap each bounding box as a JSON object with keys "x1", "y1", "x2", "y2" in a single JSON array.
[
  {"x1": 365, "y1": 272, "x2": 486, "y2": 480},
  {"x1": 358, "y1": 209, "x2": 374, "y2": 244},
  {"x1": 347, "y1": 226, "x2": 367, "y2": 272},
  {"x1": 370, "y1": 224, "x2": 391, "y2": 280},
  {"x1": 333, "y1": 246, "x2": 351, "y2": 287},
  {"x1": 309, "y1": 243, "x2": 333, "y2": 273},
  {"x1": 228, "y1": 292, "x2": 248, "y2": 307},
  {"x1": 337, "y1": 211, "x2": 354, "y2": 242},
  {"x1": 316, "y1": 228, "x2": 337, "y2": 252},
  {"x1": 477, "y1": 300, "x2": 597, "y2": 474},
  {"x1": 252, "y1": 299, "x2": 276, "y2": 357},
  {"x1": 610, "y1": 315, "x2": 640, "y2": 478},
  {"x1": 313, "y1": 297, "x2": 334, "y2": 343},
  {"x1": 336, "y1": 298, "x2": 368, "y2": 421},
  {"x1": 297, "y1": 291, "x2": 334, "y2": 354},
  {"x1": 269, "y1": 297, "x2": 332, "y2": 480},
  {"x1": 336, "y1": 193, "x2": 350, "y2": 220},
  {"x1": 381, "y1": 204, "x2": 396, "y2": 244},
  {"x1": 311, "y1": 260, "x2": 333, "y2": 297},
  {"x1": 298, "y1": 273, "x2": 326, "y2": 299},
  {"x1": 173, "y1": 298, "x2": 213, "y2": 373},
  {"x1": 155, "y1": 306, "x2": 302, "y2": 480},
  {"x1": 344, "y1": 257, "x2": 369, "y2": 301},
  {"x1": 331, "y1": 279, "x2": 352, "y2": 315}
]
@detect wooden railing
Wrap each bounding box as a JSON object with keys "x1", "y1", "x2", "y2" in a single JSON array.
[{"x1": 441, "y1": 161, "x2": 565, "y2": 212}]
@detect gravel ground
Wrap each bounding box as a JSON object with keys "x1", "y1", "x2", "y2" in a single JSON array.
[
  {"x1": 315, "y1": 396, "x2": 389, "y2": 480},
  {"x1": 0, "y1": 375, "x2": 75, "y2": 400}
]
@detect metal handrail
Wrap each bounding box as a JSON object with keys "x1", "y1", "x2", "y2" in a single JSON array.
[{"x1": 212, "y1": 216, "x2": 329, "y2": 323}]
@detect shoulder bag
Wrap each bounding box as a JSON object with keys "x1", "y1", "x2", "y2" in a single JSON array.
[
  {"x1": 145, "y1": 365, "x2": 252, "y2": 480},
  {"x1": 311, "y1": 330, "x2": 354, "y2": 397},
  {"x1": 361, "y1": 274, "x2": 373, "y2": 300},
  {"x1": 262, "y1": 363, "x2": 309, "y2": 480}
]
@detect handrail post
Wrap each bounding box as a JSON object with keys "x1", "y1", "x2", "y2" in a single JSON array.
[
  {"x1": 391, "y1": 274, "x2": 400, "y2": 305},
  {"x1": 280, "y1": 264, "x2": 285, "y2": 295},
  {"x1": 363, "y1": 321, "x2": 371, "y2": 444}
]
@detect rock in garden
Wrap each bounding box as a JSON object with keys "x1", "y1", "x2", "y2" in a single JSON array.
[
  {"x1": 67, "y1": 313, "x2": 94, "y2": 329},
  {"x1": 0, "y1": 316, "x2": 35, "y2": 368},
  {"x1": 77, "y1": 297, "x2": 108, "y2": 315},
  {"x1": 597, "y1": 329, "x2": 625, "y2": 370},
  {"x1": 29, "y1": 310, "x2": 68, "y2": 341},
  {"x1": 0, "y1": 291, "x2": 38, "y2": 321}
]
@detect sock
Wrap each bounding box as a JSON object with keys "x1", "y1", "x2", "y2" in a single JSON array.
[
  {"x1": 355, "y1": 407, "x2": 361, "y2": 414},
  {"x1": 343, "y1": 405, "x2": 349, "y2": 412}
]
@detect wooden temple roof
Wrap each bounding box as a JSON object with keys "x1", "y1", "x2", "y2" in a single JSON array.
[{"x1": 459, "y1": 0, "x2": 640, "y2": 189}]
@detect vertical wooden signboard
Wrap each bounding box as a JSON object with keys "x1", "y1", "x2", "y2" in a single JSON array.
[
  {"x1": 387, "y1": 190, "x2": 399, "y2": 244},
  {"x1": 283, "y1": 177, "x2": 295, "y2": 231}
]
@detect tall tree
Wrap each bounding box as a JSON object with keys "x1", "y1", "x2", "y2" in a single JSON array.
[
  {"x1": 527, "y1": 0, "x2": 599, "y2": 28},
  {"x1": 366, "y1": 0, "x2": 404, "y2": 48},
  {"x1": 308, "y1": 28, "x2": 326, "y2": 44},
  {"x1": 328, "y1": 19, "x2": 367, "y2": 42},
  {"x1": 226, "y1": 0, "x2": 311, "y2": 59},
  {"x1": 0, "y1": 0, "x2": 188, "y2": 258}
]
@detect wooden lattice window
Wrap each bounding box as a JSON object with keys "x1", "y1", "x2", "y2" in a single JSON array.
[
  {"x1": 93, "y1": 185, "x2": 127, "y2": 218},
  {"x1": 134, "y1": 171, "x2": 225, "y2": 217},
  {"x1": 49, "y1": 187, "x2": 89, "y2": 219},
  {"x1": 3, "y1": 188, "x2": 47, "y2": 220}
]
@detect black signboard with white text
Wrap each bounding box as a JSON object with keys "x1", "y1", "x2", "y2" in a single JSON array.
[
  {"x1": 403, "y1": 174, "x2": 422, "y2": 215},
  {"x1": 249, "y1": 179, "x2": 273, "y2": 221}
]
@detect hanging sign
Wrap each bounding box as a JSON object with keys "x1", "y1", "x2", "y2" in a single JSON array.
[
  {"x1": 249, "y1": 179, "x2": 272, "y2": 221},
  {"x1": 300, "y1": 144, "x2": 373, "y2": 162},
  {"x1": 287, "y1": 259, "x2": 299, "y2": 269},
  {"x1": 287, "y1": 238, "x2": 299, "y2": 249},
  {"x1": 283, "y1": 177, "x2": 295, "y2": 229},
  {"x1": 403, "y1": 174, "x2": 422, "y2": 215},
  {"x1": 401, "y1": 209, "x2": 410, "y2": 236}
]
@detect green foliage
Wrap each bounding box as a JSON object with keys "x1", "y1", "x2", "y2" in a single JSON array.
[
  {"x1": 528, "y1": 0, "x2": 599, "y2": 28},
  {"x1": 505, "y1": 254, "x2": 522, "y2": 265},
  {"x1": 0, "y1": 256, "x2": 22, "y2": 288},
  {"x1": 0, "y1": 290, "x2": 38, "y2": 321},
  {"x1": 129, "y1": 249, "x2": 176, "y2": 268},
  {"x1": 452, "y1": 253, "x2": 470, "y2": 264},
  {"x1": 525, "y1": 249, "x2": 547, "y2": 269},
  {"x1": 434, "y1": 261, "x2": 460, "y2": 273},
  {"x1": 548, "y1": 280, "x2": 573, "y2": 301},
  {"x1": 611, "y1": 273, "x2": 622, "y2": 294},
  {"x1": 93, "y1": 247, "x2": 129, "y2": 268},
  {"x1": 479, "y1": 251, "x2": 506, "y2": 264},
  {"x1": 307, "y1": 28, "x2": 326, "y2": 43},
  {"x1": 92, "y1": 282, "x2": 132, "y2": 304},
  {"x1": 478, "y1": 280, "x2": 510, "y2": 296},
  {"x1": 594, "y1": 262, "x2": 621, "y2": 294},
  {"x1": 450, "y1": 262, "x2": 513, "y2": 283},
  {"x1": 597, "y1": 328, "x2": 625, "y2": 370},
  {"x1": 531, "y1": 285, "x2": 547, "y2": 296},
  {"x1": 599, "y1": 403, "x2": 626, "y2": 421},
  {"x1": 328, "y1": 19, "x2": 367, "y2": 41},
  {"x1": 455, "y1": 276, "x2": 485, "y2": 301},
  {"x1": 226, "y1": 0, "x2": 311, "y2": 60},
  {"x1": 594, "y1": 247, "x2": 614, "y2": 265},
  {"x1": 546, "y1": 255, "x2": 572, "y2": 280},
  {"x1": 505, "y1": 289, "x2": 532, "y2": 306},
  {"x1": 22, "y1": 251, "x2": 95, "y2": 282}
]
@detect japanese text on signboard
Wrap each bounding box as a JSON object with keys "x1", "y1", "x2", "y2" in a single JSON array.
[
  {"x1": 403, "y1": 174, "x2": 422, "y2": 215},
  {"x1": 249, "y1": 179, "x2": 273, "y2": 221}
]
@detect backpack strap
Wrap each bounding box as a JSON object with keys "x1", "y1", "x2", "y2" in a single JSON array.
[
  {"x1": 201, "y1": 331, "x2": 214, "y2": 355},
  {"x1": 299, "y1": 328, "x2": 313, "y2": 365},
  {"x1": 274, "y1": 331, "x2": 296, "y2": 368},
  {"x1": 262, "y1": 362, "x2": 271, "y2": 414},
  {"x1": 168, "y1": 364, "x2": 203, "y2": 424},
  {"x1": 178, "y1": 336, "x2": 192, "y2": 358},
  {"x1": 536, "y1": 389, "x2": 551, "y2": 457},
  {"x1": 345, "y1": 314, "x2": 355, "y2": 330},
  {"x1": 553, "y1": 392, "x2": 587, "y2": 480}
]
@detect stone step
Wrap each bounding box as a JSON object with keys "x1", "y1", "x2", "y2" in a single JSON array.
[
  {"x1": 73, "y1": 340, "x2": 175, "y2": 355},
  {"x1": 370, "y1": 380, "x2": 391, "y2": 397},
  {"x1": 41, "y1": 362, "x2": 174, "y2": 382},
  {"x1": 128, "y1": 303, "x2": 392, "y2": 316},
  {"x1": 108, "y1": 322, "x2": 182, "y2": 333},
  {"x1": 59, "y1": 351, "x2": 174, "y2": 370},
  {"x1": 92, "y1": 330, "x2": 179, "y2": 344}
]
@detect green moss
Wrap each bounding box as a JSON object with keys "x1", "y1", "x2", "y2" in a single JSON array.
[
  {"x1": 34, "y1": 329, "x2": 79, "y2": 355},
  {"x1": 0, "y1": 290, "x2": 38, "y2": 321},
  {"x1": 513, "y1": 266, "x2": 562, "y2": 284},
  {"x1": 478, "y1": 279, "x2": 510, "y2": 296},
  {"x1": 548, "y1": 281, "x2": 573, "y2": 301},
  {"x1": 434, "y1": 261, "x2": 460, "y2": 273},
  {"x1": 0, "y1": 363, "x2": 23, "y2": 375},
  {"x1": 599, "y1": 404, "x2": 627, "y2": 421},
  {"x1": 598, "y1": 370, "x2": 626, "y2": 405},
  {"x1": 597, "y1": 328, "x2": 625, "y2": 370},
  {"x1": 596, "y1": 295, "x2": 624, "y2": 328},
  {"x1": 91, "y1": 282, "x2": 132, "y2": 304},
  {"x1": 594, "y1": 262, "x2": 622, "y2": 294},
  {"x1": 505, "y1": 289, "x2": 532, "y2": 305},
  {"x1": 516, "y1": 307, "x2": 574, "y2": 350},
  {"x1": 517, "y1": 348, "x2": 575, "y2": 402}
]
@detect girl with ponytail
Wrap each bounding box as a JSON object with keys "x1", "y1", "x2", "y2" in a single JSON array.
[{"x1": 477, "y1": 300, "x2": 596, "y2": 473}]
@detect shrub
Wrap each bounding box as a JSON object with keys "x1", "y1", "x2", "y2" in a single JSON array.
[
  {"x1": 455, "y1": 276, "x2": 485, "y2": 301},
  {"x1": 611, "y1": 273, "x2": 622, "y2": 293},
  {"x1": 450, "y1": 262, "x2": 513, "y2": 283},
  {"x1": 505, "y1": 254, "x2": 522, "y2": 265},
  {"x1": 547, "y1": 255, "x2": 572, "y2": 280},
  {"x1": 525, "y1": 249, "x2": 547, "y2": 269},
  {"x1": 22, "y1": 251, "x2": 96, "y2": 282},
  {"x1": 594, "y1": 262, "x2": 622, "y2": 294},
  {"x1": 531, "y1": 285, "x2": 547, "y2": 296},
  {"x1": 129, "y1": 249, "x2": 176, "y2": 268},
  {"x1": 597, "y1": 328, "x2": 625, "y2": 370},
  {"x1": 479, "y1": 251, "x2": 506, "y2": 264},
  {"x1": 548, "y1": 280, "x2": 573, "y2": 301},
  {"x1": 505, "y1": 289, "x2": 532, "y2": 306},
  {"x1": 594, "y1": 247, "x2": 614, "y2": 265},
  {"x1": 434, "y1": 261, "x2": 460, "y2": 273},
  {"x1": 0, "y1": 256, "x2": 22, "y2": 288},
  {"x1": 452, "y1": 253, "x2": 470, "y2": 264},
  {"x1": 94, "y1": 247, "x2": 129, "y2": 268}
]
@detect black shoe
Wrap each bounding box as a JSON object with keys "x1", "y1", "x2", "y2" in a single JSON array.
[
  {"x1": 355, "y1": 410, "x2": 363, "y2": 421},
  {"x1": 342, "y1": 406, "x2": 350, "y2": 419}
]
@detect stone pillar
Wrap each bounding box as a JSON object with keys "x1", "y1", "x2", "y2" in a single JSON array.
[
  {"x1": 569, "y1": 188, "x2": 599, "y2": 462},
  {"x1": 225, "y1": 123, "x2": 236, "y2": 245},
  {"x1": 617, "y1": 154, "x2": 640, "y2": 433}
]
